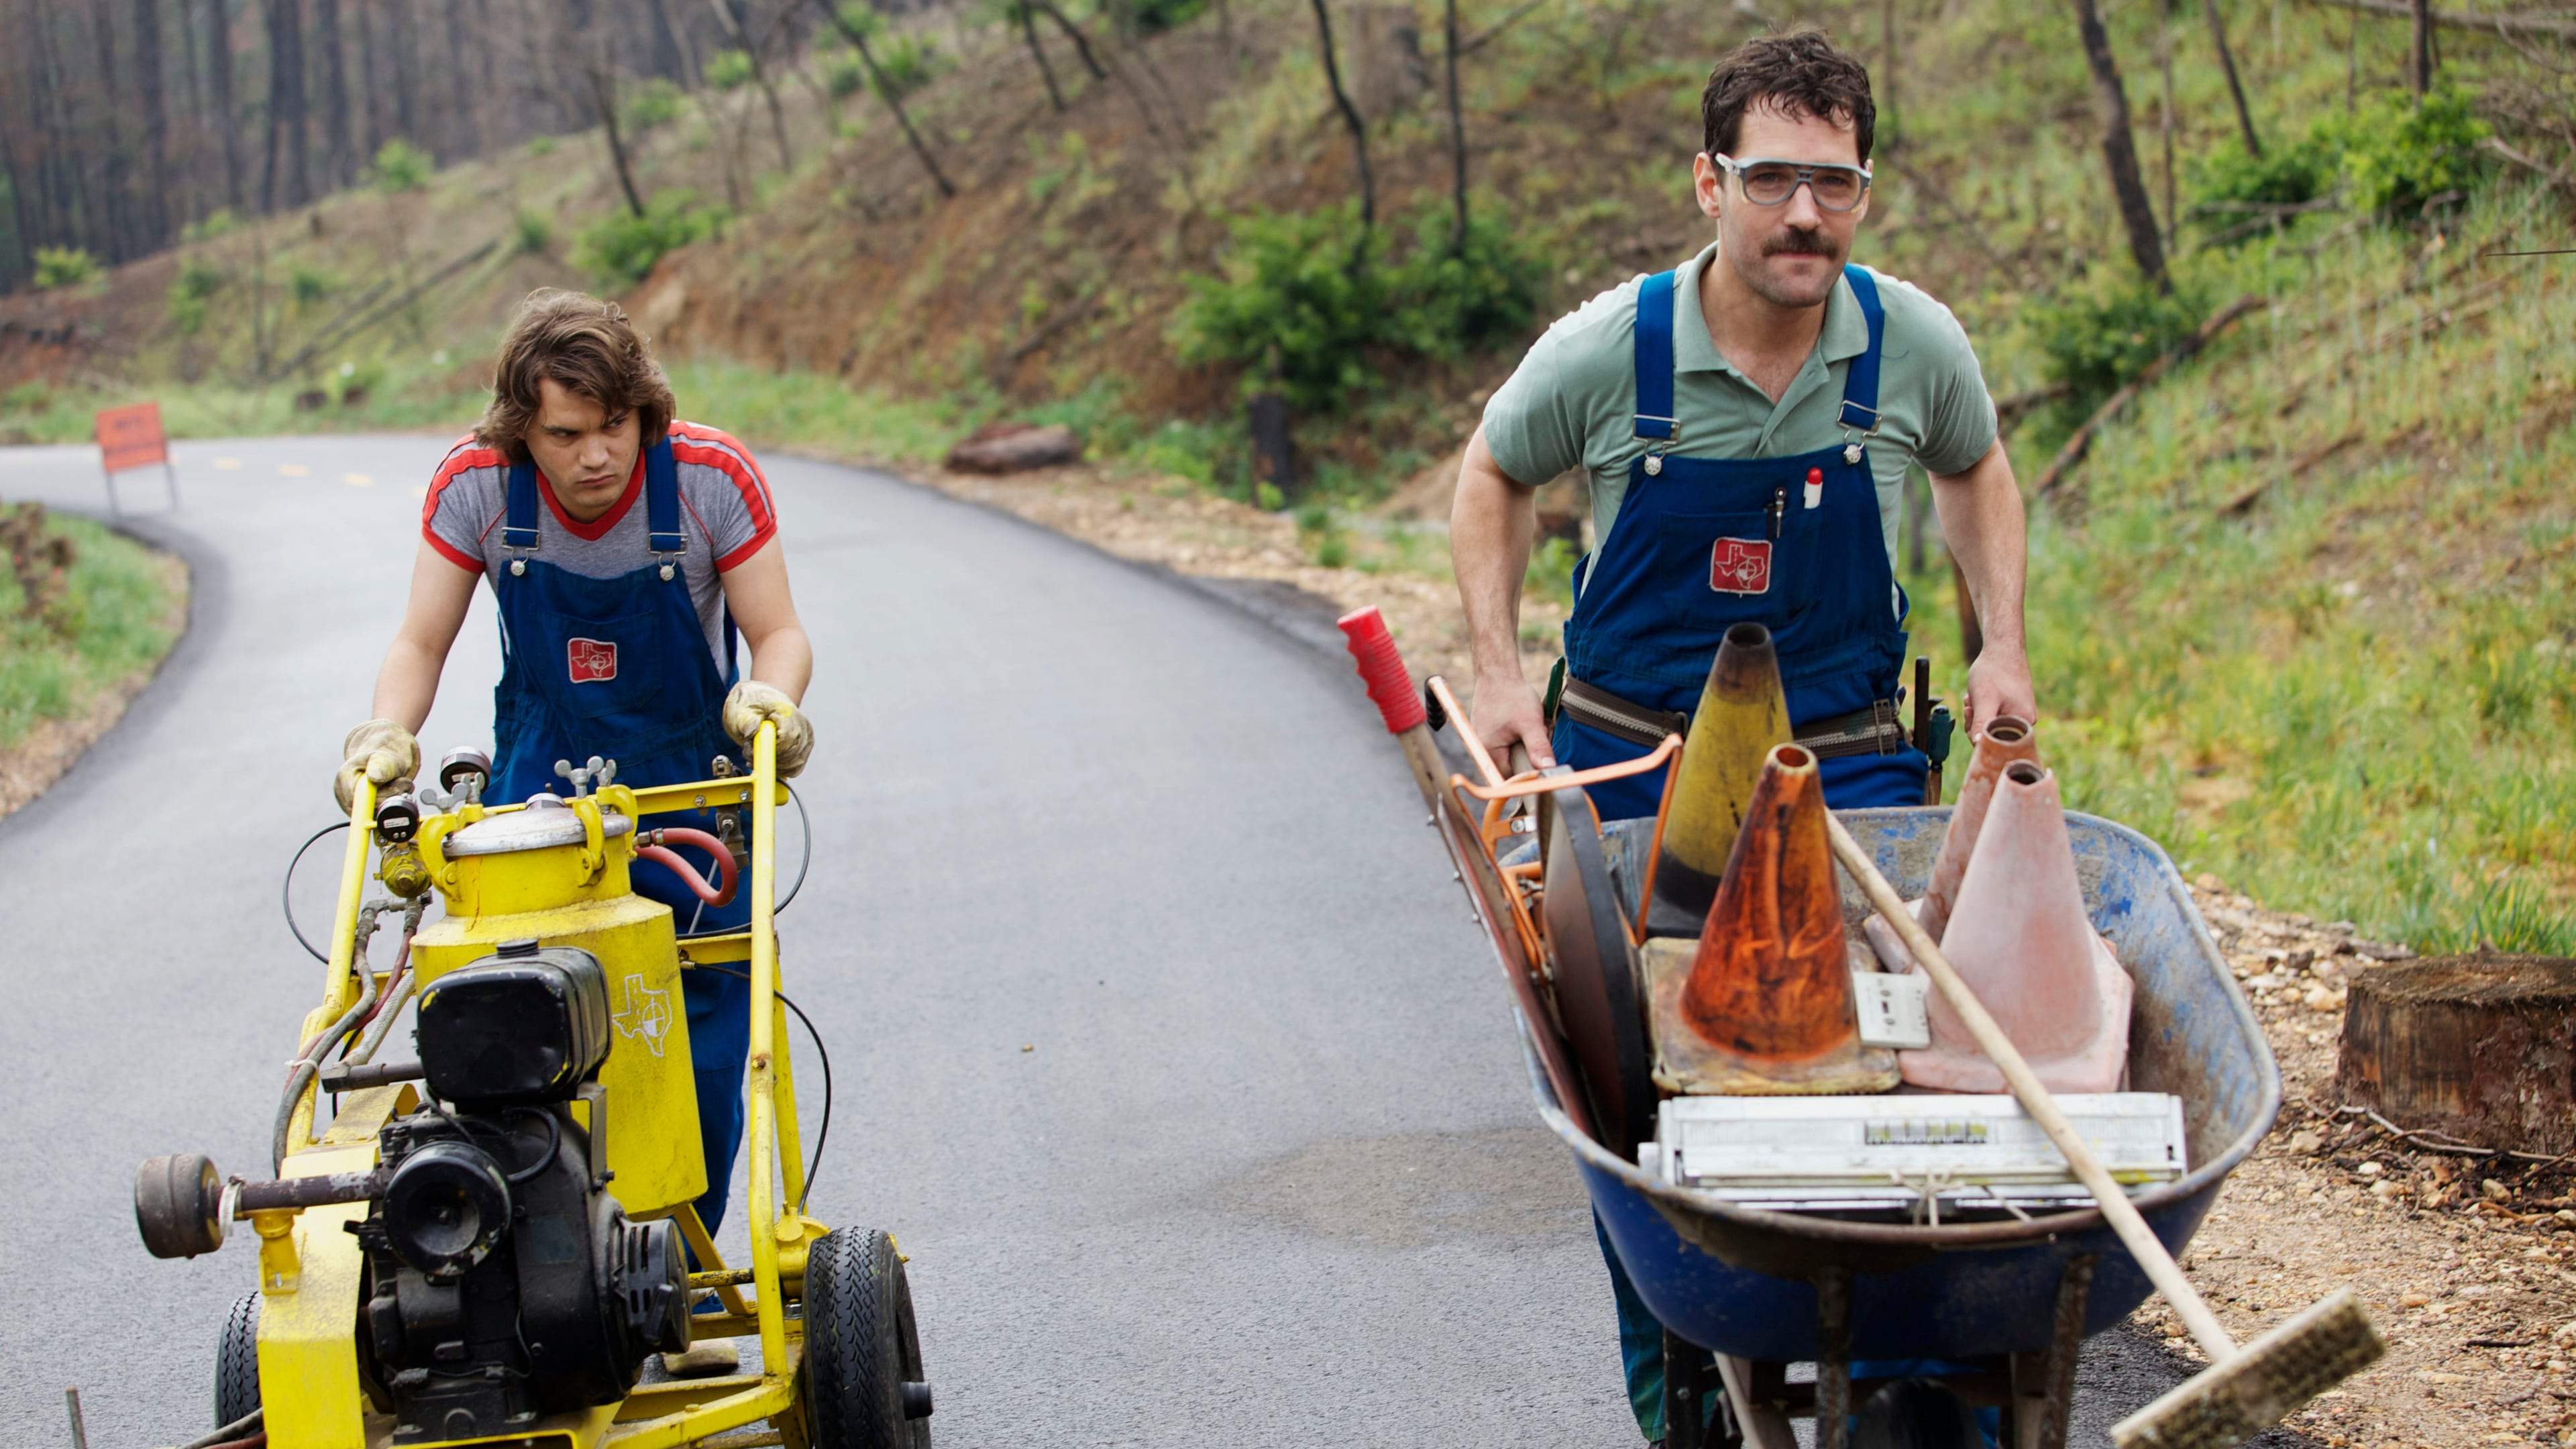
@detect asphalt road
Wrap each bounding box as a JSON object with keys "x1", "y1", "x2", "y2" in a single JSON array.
[{"x1": 0, "y1": 437, "x2": 2298, "y2": 1448}]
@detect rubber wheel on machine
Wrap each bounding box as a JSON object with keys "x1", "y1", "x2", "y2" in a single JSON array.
[
  {"x1": 802, "y1": 1228, "x2": 930, "y2": 1448},
  {"x1": 214, "y1": 1291, "x2": 262, "y2": 1429}
]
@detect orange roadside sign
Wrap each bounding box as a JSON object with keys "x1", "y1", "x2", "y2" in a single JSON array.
[{"x1": 96, "y1": 401, "x2": 168, "y2": 474}]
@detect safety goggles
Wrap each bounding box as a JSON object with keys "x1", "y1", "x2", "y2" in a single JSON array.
[{"x1": 1713, "y1": 155, "x2": 1872, "y2": 213}]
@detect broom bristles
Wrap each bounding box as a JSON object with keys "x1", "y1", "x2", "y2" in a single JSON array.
[{"x1": 2110, "y1": 1289, "x2": 2385, "y2": 1449}]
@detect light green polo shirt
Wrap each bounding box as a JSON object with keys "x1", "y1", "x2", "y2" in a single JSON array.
[{"x1": 1481, "y1": 241, "x2": 1998, "y2": 567}]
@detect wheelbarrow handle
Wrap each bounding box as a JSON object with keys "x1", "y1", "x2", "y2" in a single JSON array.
[
  {"x1": 1336, "y1": 606, "x2": 1449, "y2": 811},
  {"x1": 1820, "y1": 811, "x2": 2242, "y2": 1364}
]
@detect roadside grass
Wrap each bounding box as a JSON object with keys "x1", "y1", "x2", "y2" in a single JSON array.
[
  {"x1": 2002, "y1": 180, "x2": 2576, "y2": 955},
  {"x1": 0, "y1": 511, "x2": 186, "y2": 750},
  {"x1": 658, "y1": 359, "x2": 964, "y2": 466},
  {"x1": 0, "y1": 354, "x2": 485, "y2": 445}
]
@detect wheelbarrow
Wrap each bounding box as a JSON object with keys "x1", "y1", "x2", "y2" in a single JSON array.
[
  {"x1": 1333, "y1": 612, "x2": 2286, "y2": 1447},
  {"x1": 1521, "y1": 810, "x2": 2281, "y2": 1448}
]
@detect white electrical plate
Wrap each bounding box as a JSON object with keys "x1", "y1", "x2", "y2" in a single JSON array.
[{"x1": 1849, "y1": 969, "x2": 1931, "y2": 1049}]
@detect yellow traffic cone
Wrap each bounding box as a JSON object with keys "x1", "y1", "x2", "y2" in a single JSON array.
[
  {"x1": 1898, "y1": 760, "x2": 2133, "y2": 1095},
  {"x1": 1650, "y1": 622, "x2": 1792, "y2": 930},
  {"x1": 1643, "y1": 743, "x2": 1898, "y2": 1095}
]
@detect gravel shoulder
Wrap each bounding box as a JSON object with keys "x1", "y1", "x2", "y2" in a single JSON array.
[{"x1": 2144, "y1": 882, "x2": 2575, "y2": 1449}]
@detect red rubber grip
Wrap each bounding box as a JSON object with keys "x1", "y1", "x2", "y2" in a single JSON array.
[{"x1": 1336, "y1": 606, "x2": 1426, "y2": 735}]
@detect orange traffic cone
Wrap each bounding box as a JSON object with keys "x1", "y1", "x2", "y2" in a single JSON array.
[
  {"x1": 1898, "y1": 759, "x2": 2133, "y2": 1095},
  {"x1": 1643, "y1": 743, "x2": 1898, "y2": 1095},
  {"x1": 1650, "y1": 623, "x2": 1792, "y2": 931},
  {"x1": 1863, "y1": 714, "x2": 2040, "y2": 971}
]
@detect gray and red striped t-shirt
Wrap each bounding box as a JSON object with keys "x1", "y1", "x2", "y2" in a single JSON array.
[{"x1": 421, "y1": 421, "x2": 778, "y2": 672}]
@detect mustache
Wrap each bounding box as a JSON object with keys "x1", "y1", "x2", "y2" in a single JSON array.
[{"x1": 1762, "y1": 227, "x2": 1839, "y2": 257}]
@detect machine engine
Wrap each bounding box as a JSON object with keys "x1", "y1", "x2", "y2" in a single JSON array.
[{"x1": 355, "y1": 940, "x2": 690, "y2": 1444}]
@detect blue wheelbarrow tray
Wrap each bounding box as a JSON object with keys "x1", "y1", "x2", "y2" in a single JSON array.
[{"x1": 1534, "y1": 807, "x2": 2281, "y2": 1365}]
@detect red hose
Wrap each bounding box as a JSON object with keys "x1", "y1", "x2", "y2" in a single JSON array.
[{"x1": 639, "y1": 826, "x2": 738, "y2": 907}]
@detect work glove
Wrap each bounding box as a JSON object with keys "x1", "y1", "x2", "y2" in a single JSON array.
[
  {"x1": 722, "y1": 681, "x2": 812, "y2": 778},
  {"x1": 335, "y1": 718, "x2": 419, "y2": 817}
]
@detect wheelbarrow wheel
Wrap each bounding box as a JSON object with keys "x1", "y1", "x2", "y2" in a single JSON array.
[
  {"x1": 1851, "y1": 1377, "x2": 1985, "y2": 1449},
  {"x1": 802, "y1": 1228, "x2": 931, "y2": 1448},
  {"x1": 213, "y1": 1291, "x2": 260, "y2": 1428}
]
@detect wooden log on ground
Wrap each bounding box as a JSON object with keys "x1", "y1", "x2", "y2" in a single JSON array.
[
  {"x1": 944, "y1": 423, "x2": 1083, "y2": 475},
  {"x1": 2335, "y1": 955, "x2": 2576, "y2": 1155}
]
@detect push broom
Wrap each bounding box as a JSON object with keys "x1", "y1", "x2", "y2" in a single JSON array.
[{"x1": 1820, "y1": 812, "x2": 2385, "y2": 1449}]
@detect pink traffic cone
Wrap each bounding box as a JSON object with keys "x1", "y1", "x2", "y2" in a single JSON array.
[
  {"x1": 1898, "y1": 759, "x2": 2133, "y2": 1095},
  {"x1": 1921, "y1": 715, "x2": 2040, "y2": 943},
  {"x1": 1861, "y1": 715, "x2": 2040, "y2": 973}
]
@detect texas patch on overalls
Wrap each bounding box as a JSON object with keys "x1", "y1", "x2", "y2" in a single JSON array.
[{"x1": 1709, "y1": 538, "x2": 1771, "y2": 594}]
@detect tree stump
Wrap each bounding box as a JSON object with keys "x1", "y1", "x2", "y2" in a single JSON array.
[{"x1": 2335, "y1": 955, "x2": 2576, "y2": 1154}]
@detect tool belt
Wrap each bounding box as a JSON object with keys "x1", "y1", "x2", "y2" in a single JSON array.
[{"x1": 1558, "y1": 675, "x2": 1911, "y2": 759}]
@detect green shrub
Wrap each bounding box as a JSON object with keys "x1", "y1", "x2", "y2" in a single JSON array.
[
  {"x1": 705, "y1": 48, "x2": 754, "y2": 91},
  {"x1": 167, "y1": 262, "x2": 223, "y2": 335},
  {"x1": 527, "y1": 134, "x2": 558, "y2": 157},
  {"x1": 1254, "y1": 480, "x2": 1285, "y2": 511},
  {"x1": 1385, "y1": 206, "x2": 1550, "y2": 361},
  {"x1": 871, "y1": 35, "x2": 936, "y2": 99},
  {"x1": 2330, "y1": 85, "x2": 2491, "y2": 219},
  {"x1": 289, "y1": 266, "x2": 337, "y2": 309},
  {"x1": 2028, "y1": 266, "x2": 2214, "y2": 422},
  {"x1": 576, "y1": 189, "x2": 729, "y2": 287},
  {"x1": 1176, "y1": 203, "x2": 1390, "y2": 413},
  {"x1": 512, "y1": 209, "x2": 553, "y2": 256},
  {"x1": 181, "y1": 208, "x2": 237, "y2": 243},
  {"x1": 1131, "y1": 0, "x2": 1207, "y2": 34},
  {"x1": 2189, "y1": 136, "x2": 2339, "y2": 241},
  {"x1": 624, "y1": 78, "x2": 686, "y2": 131},
  {"x1": 174, "y1": 260, "x2": 225, "y2": 302},
  {"x1": 33, "y1": 246, "x2": 100, "y2": 290},
  {"x1": 372, "y1": 138, "x2": 433, "y2": 192},
  {"x1": 822, "y1": 48, "x2": 869, "y2": 99}
]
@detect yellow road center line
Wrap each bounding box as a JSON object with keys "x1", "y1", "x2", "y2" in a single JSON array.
[
  {"x1": 278, "y1": 464, "x2": 311, "y2": 478},
  {"x1": 413, "y1": 485, "x2": 429, "y2": 500},
  {"x1": 213, "y1": 458, "x2": 243, "y2": 470},
  {"x1": 345, "y1": 472, "x2": 374, "y2": 487}
]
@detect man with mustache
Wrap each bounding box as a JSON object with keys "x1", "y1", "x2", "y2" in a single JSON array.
[{"x1": 1449, "y1": 30, "x2": 2033, "y2": 1443}]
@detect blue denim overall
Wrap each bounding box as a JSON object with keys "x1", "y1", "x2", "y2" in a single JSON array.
[
  {"x1": 1557, "y1": 267, "x2": 1962, "y2": 1441},
  {"x1": 488, "y1": 438, "x2": 753, "y2": 1242},
  {"x1": 1550, "y1": 264, "x2": 1929, "y2": 824}
]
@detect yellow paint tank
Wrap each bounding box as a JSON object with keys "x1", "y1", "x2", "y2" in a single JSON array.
[{"x1": 411, "y1": 788, "x2": 706, "y2": 1216}]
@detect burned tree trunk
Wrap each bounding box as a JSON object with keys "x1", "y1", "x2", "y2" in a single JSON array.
[
  {"x1": 2202, "y1": 0, "x2": 2261, "y2": 159},
  {"x1": 1018, "y1": 2, "x2": 1066, "y2": 113},
  {"x1": 2337, "y1": 956, "x2": 2576, "y2": 1155},
  {"x1": 206, "y1": 0, "x2": 246, "y2": 209},
  {"x1": 1307, "y1": 0, "x2": 1375, "y2": 231},
  {"x1": 315, "y1": 0, "x2": 353, "y2": 185},
  {"x1": 135, "y1": 0, "x2": 175, "y2": 247},
  {"x1": 2067, "y1": 0, "x2": 2167, "y2": 288}
]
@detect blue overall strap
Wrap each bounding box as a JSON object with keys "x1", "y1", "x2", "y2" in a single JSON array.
[
  {"x1": 502, "y1": 458, "x2": 541, "y2": 551},
  {"x1": 643, "y1": 437, "x2": 683, "y2": 557},
  {"x1": 1837, "y1": 264, "x2": 1888, "y2": 432},
  {"x1": 1631, "y1": 270, "x2": 1678, "y2": 442}
]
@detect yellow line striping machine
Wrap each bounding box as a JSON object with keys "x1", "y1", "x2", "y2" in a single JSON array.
[{"x1": 131, "y1": 722, "x2": 932, "y2": 1449}]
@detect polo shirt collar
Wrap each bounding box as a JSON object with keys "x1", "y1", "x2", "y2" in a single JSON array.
[{"x1": 1670, "y1": 240, "x2": 1868, "y2": 377}]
